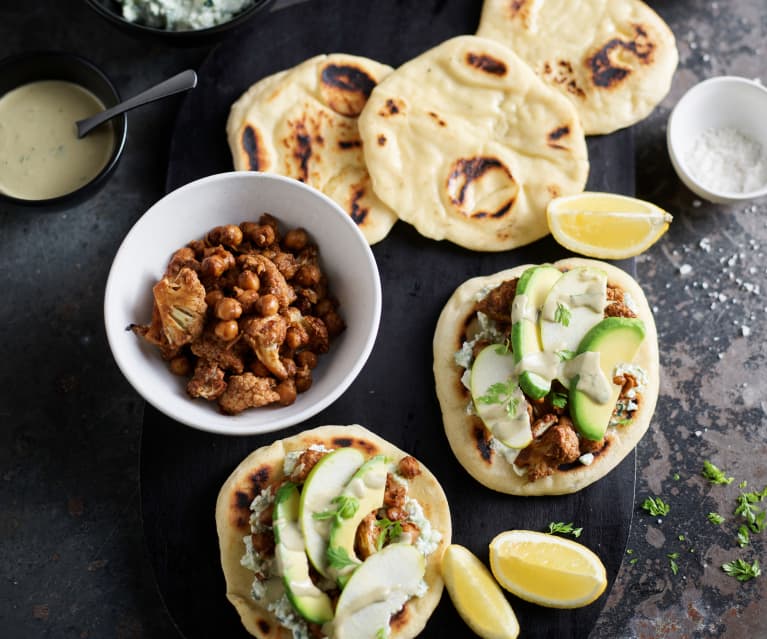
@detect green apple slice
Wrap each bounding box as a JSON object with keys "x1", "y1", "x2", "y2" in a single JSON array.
[
  {"x1": 327, "y1": 455, "x2": 387, "y2": 586},
  {"x1": 569, "y1": 317, "x2": 645, "y2": 440},
  {"x1": 272, "y1": 482, "x2": 334, "y2": 624},
  {"x1": 540, "y1": 267, "x2": 608, "y2": 359},
  {"x1": 470, "y1": 344, "x2": 533, "y2": 449},
  {"x1": 511, "y1": 265, "x2": 562, "y2": 399},
  {"x1": 299, "y1": 447, "x2": 365, "y2": 578},
  {"x1": 331, "y1": 543, "x2": 425, "y2": 639}
]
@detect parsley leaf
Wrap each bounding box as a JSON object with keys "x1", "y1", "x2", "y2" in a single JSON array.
[
  {"x1": 734, "y1": 487, "x2": 767, "y2": 533},
  {"x1": 477, "y1": 380, "x2": 514, "y2": 405},
  {"x1": 375, "y1": 518, "x2": 403, "y2": 551},
  {"x1": 326, "y1": 545, "x2": 359, "y2": 570},
  {"x1": 547, "y1": 522, "x2": 583, "y2": 538},
  {"x1": 642, "y1": 496, "x2": 670, "y2": 517},
  {"x1": 702, "y1": 461, "x2": 734, "y2": 485},
  {"x1": 554, "y1": 303, "x2": 571, "y2": 326},
  {"x1": 737, "y1": 525, "x2": 750, "y2": 547},
  {"x1": 548, "y1": 391, "x2": 568, "y2": 409},
  {"x1": 708, "y1": 512, "x2": 725, "y2": 525},
  {"x1": 556, "y1": 349, "x2": 576, "y2": 361},
  {"x1": 375, "y1": 629, "x2": 387, "y2": 639},
  {"x1": 722, "y1": 558, "x2": 761, "y2": 582},
  {"x1": 313, "y1": 495, "x2": 359, "y2": 522}
]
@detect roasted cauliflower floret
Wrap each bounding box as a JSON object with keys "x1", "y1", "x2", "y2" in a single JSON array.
[{"x1": 218, "y1": 373, "x2": 280, "y2": 414}]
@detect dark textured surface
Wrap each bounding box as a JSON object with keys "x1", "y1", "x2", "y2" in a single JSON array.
[{"x1": 1, "y1": 1, "x2": 765, "y2": 638}]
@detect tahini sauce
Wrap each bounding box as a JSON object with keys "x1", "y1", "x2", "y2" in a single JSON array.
[{"x1": 0, "y1": 80, "x2": 115, "y2": 200}]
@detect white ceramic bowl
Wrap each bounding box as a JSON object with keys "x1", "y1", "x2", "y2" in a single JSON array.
[
  {"x1": 104, "y1": 172, "x2": 381, "y2": 435},
  {"x1": 667, "y1": 76, "x2": 767, "y2": 204}
]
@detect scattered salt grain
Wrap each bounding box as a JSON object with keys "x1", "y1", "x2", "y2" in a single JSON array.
[
  {"x1": 679, "y1": 264, "x2": 693, "y2": 275},
  {"x1": 742, "y1": 325, "x2": 751, "y2": 337},
  {"x1": 685, "y1": 127, "x2": 767, "y2": 193}
]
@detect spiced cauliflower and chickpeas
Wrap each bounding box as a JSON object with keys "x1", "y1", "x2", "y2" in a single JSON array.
[{"x1": 132, "y1": 213, "x2": 344, "y2": 415}]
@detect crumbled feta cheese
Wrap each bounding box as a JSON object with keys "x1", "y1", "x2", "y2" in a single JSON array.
[
  {"x1": 404, "y1": 498, "x2": 442, "y2": 557},
  {"x1": 267, "y1": 594, "x2": 312, "y2": 639},
  {"x1": 579, "y1": 453, "x2": 595, "y2": 466},
  {"x1": 249, "y1": 485, "x2": 275, "y2": 530},
  {"x1": 119, "y1": 0, "x2": 255, "y2": 30}
]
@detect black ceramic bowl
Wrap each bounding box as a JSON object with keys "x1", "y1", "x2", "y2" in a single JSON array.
[
  {"x1": 85, "y1": 0, "x2": 274, "y2": 47},
  {"x1": 0, "y1": 51, "x2": 127, "y2": 211}
]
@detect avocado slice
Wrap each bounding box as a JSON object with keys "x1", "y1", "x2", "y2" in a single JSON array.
[
  {"x1": 299, "y1": 447, "x2": 365, "y2": 578},
  {"x1": 470, "y1": 344, "x2": 533, "y2": 449},
  {"x1": 569, "y1": 317, "x2": 645, "y2": 440},
  {"x1": 540, "y1": 267, "x2": 608, "y2": 358},
  {"x1": 511, "y1": 265, "x2": 562, "y2": 399},
  {"x1": 272, "y1": 483, "x2": 334, "y2": 624},
  {"x1": 330, "y1": 543, "x2": 425, "y2": 639},
  {"x1": 326, "y1": 455, "x2": 387, "y2": 587}
]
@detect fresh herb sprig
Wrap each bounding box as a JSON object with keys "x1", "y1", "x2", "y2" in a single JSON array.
[
  {"x1": 722, "y1": 558, "x2": 761, "y2": 582},
  {"x1": 313, "y1": 495, "x2": 359, "y2": 522},
  {"x1": 547, "y1": 522, "x2": 583, "y2": 538},
  {"x1": 702, "y1": 461, "x2": 734, "y2": 485},
  {"x1": 375, "y1": 518, "x2": 403, "y2": 551},
  {"x1": 642, "y1": 496, "x2": 670, "y2": 517},
  {"x1": 326, "y1": 545, "x2": 358, "y2": 570},
  {"x1": 554, "y1": 303, "x2": 571, "y2": 326}
]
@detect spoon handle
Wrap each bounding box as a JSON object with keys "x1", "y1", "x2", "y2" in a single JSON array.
[{"x1": 76, "y1": 69, "x2": 198, "y2": 138}]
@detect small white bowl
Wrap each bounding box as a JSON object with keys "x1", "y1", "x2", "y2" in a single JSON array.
[
  {"x1": 104, "y1": 172, "x2": 381, "y2": 436},
  {"x1": 667, "y1": 76, "x2": 767, "y2": 204}
]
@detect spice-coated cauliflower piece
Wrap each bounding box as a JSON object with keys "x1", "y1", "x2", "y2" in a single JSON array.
[
  {"x1": 218, "y1": 373, "x2": 280, "y2": 414},
  {"x1": 241, "y1": 315, "x2": 288, "y2": 379}
]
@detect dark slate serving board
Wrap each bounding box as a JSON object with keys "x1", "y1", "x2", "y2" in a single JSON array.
[{"x1": 141, "y1": 1, "x2": 637, "y2": 637}]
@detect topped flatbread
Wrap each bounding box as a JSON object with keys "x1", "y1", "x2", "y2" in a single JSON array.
[
  {"x1": 216, "y1": 424, "x2": 451, "y2": 639},
  {"x1": 476, "y1": 0, "x2": 678, "y2": 135},
  {"x1": 358, "y1": 35, "x2": 589, "y2": 252},
  {"x1": 227, "y1": 54, "x2": 398, "y2": 245},
  {"x1": 433, "y1": 258, "x2": 659, "y2": 496}
]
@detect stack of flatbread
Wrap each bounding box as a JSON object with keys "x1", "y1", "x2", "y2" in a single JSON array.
[{"x1": 226, "y1": 0, "x2": 677, "y2": 251}]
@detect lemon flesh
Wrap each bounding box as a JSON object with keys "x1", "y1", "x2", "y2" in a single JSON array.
[
  {"x1": 489, "y1": 530, "x2": 607, "y2": 609},
  {"x1": 442, "y1": 545, "x2": 520, "y2": 639},
  {"x1": 547, "y1": 192, "x2": 672, "y2": 259}
]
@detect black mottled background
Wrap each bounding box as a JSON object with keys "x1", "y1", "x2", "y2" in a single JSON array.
[{"x1": 0, "y1": 1, "x2": 765, "y2": 638}]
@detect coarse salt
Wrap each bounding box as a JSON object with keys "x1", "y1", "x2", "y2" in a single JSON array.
[{"x1": 685, "y1": 127, "x2": 767, "y2": 193}]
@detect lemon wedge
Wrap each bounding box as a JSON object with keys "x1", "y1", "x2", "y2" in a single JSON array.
[
  {"x1": 442, "y1": 544, "x2": 520, "y2": 639},
  {"x1": 547, "y1": 191, "x2": 672, "y2": 259},
  {"x1": 489, "y1": 530, "x2": 607, "y2": 609}
]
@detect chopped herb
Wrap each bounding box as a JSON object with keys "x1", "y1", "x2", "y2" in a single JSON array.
[
  {"x1": 556, "y1": 349, "x2": 576, "y2": 361},
  {"x1": 678, "y1": 534, "x2": 686, "y2": 542},
  {"x1": 506, "y1": 397, "x2": 520, "y2": 419},
  {"x1": 375, "y1": 518, "x2": 403, "y2": 551},
  {"x1": 642, "y1": 496, "x2": 670, "y2": 517},
  {"x1": 375, "y1": 629, "x2": 387, "y2": 639},
  {"x1": 737, "y1": 525, "x2": 750, "y2": 547},
  {"x1": 739, "y1": 480, "x2": 748, "y2": 489},
  {"x1": 494, "y1": 338, "x2": 512, "y2": 355},
  {"x1": 734, "y1": 487, "x2": 767, "y2": 533},
  {"x1": 626, "y1": 548, "x2": 633, "y2": 555},
  {"x1": 326, "y1": 545, "x2": 358, "y2": 570},
  {"x1": 708, "y1": 512, "x2": 725, "y2": 525},
  {"x1": 673, "y1": 473, "x2": 681, "y2": 481},
  {"x1": 547, "y1": 522, "x2": 583, "y2": 538},
  {"x1": 477, "y1": 380, "x2": 515, "y2": 406},
  {"x1": 667, "y1": 552, "x2": 680, "y2": 575},
  {"x1": 629, "y1": 558, "x2": 638, "y2": 565},
  {"x1": 554, "y1": 303, "x2": 571, "y2": 327},
  {"x1": 549, "y1": 391, "x2": 568, "y2": 409},
  {"x1": 313, "y1": 495, "x2": 359, "y2": 522},
  {"x1": 722, "y1": 558, "x2": 761, "y2": 582},
  {"x1": 702, "y1": 461, "x2": 734, "y2": 485}
]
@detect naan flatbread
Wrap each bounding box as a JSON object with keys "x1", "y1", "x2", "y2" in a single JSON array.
[
  {"x1": 227, "y1": 54, "x2": 398, "y2": 245},
  {"x1": 476, "y1": 0, "x2": 678, "y2": 135},
  {"x1": 433, "y1": 258, "x2": 659, "y2": 495},
  {"x1": 216, "y1": 424, "x2": 452, "y2": 639},
  {"x1": 358, "y1": 35, "x2": 589, "y2": 252}
]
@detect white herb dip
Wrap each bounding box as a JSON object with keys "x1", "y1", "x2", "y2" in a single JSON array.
[{"x1": 0, "y1": 80, "x2": 114, "y2": 200}]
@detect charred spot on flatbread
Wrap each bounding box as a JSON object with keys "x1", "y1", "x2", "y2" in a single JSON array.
[
  {"x1": 446, "y1": 157, "x2": 517, "y2": 220},
  {"x1": 338, "y1": 138, "x2": 362, "y2": 150},
  {"x1": 472, "y1": 421, "x2": 494, "y2": 463},
  {"x1": 547, "y1": 125, "x2": 571, "y2": 149},
  {"x1": 389, "y1": 602, "x2": 410, "y2": 632},
  {"x1": 587, "y1": 24, "x2": 657, "y2": 89},
  {"x1": 428, "y1": 111, "x2": 447, "y2": 127},
  {"x1": 349, "y1": 187, "x2": 369, "y2": 225},
  {"x1": 541, "y1": 60, "x2": 586, "y2": 99},
  {"x1": 319, "y1": 63, "x2": 378, "y2": 117},
  {"x1": 377, "y1": 134, "x2": 386, "y2": 146},
  {"x1": 241, "y1": 125, "x2": 269, "y2": 171},
  {"x1": 465, "y1": 51, "x2": 507, "y2": 76},
  {"x1": 331, "y1": 435, "x2": 379, "y2": 455},
  {"x1": 379, "y1": 98, "x2": 405, "y2": 117},
  {"x1": 256, "y1": 618, "x2": 271, "y2": 635},
  {"x1": 250, "y1": 466, "x2": 272, "y2": 493}
]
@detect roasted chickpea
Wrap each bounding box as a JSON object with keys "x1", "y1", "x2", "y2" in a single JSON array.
[
  {"x1": 207, "y1": 224, "x2": 243, "y2": 248},
  {"x1": 282, "y1": 228, "x2": 309, "y2": 252},
  {"x1": 294, "y1": 264, "x2": 321, "y2": 287},
  {"x1": 295, "y1": 366, "x2": 313, "y2": 393},
  {"x1": 285, "y1": 327, "x2": 304, "y2": 350},
  {"x1": 315, "y1": 298, "x2": 334, "y2": 317},
  {"x1": 323, "y1": 310, "x2": 345, "y2": 337},
  {"x1": 250, "y1": 359, "x2": 271, "y2": 377},
  {"x1": 187, "y1": 239, "x2": 206, "y2": 257},
  {"x1": 275, "y1": 379, "x2": 297, "y2": 406},
  {"x1": 215, "y1": 297, "x2": 243, "y2": 321},
  {"x1": 237, "y1": 289, "x2": 260, "y2": 314},
  {"x1": 243, "y1": 223, "x2": 275, "y2": 247},
  {"x1": 201, "y1": 255, "x2": 229, "y2": 278},
  {"x1": 257, "y1": 294, "x2": 279, "y2": 316},
  {"x1": 214, "y1": 320, "x2": 239, "y2": 341},
  {"x1": 205, "y1": 289, "x2": 224, "y2": 308},
  {"x1": 281, "y1": 358, "x2": 297, "y2": 379},
  {"x1": 295, "y1": 351, "x2": 318, "y2": 369},
  {"x1": 238, "y1": 270, "x2": 260, "y2": 291},
  {"x1": 169, "y1": 355, "x2": 192, "y2": 376}
]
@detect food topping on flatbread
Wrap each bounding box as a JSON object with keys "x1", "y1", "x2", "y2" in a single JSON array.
[
  {"x1": 476, "y1": 0, "x2": 678, "y2": 135},
  {"x1": 357, "y1": 35, "x2": 588, "y2": 252},
  {"x1": 227, "y1": 54, "x2": 398, "y2": 245},
  {"x1": 434, "y1": 258, "x2": 659, "y2": 495},
  {"x1": 217, "y1": 426, "x2": 450, "y2": 639}
]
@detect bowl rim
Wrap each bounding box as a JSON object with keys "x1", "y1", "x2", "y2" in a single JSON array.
[
  {"x1": 0, "y1": 50, "x2": 128, "y2": 207},
  {"x1": 104, "y1": 171, "x2": 382, "y2": 436},
  {"x1": 85, "y1": 0, "x2": 274, "y2": 39},
  {"x1": 667, "y1": 75, "x2": 767, "y2": 202}
]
